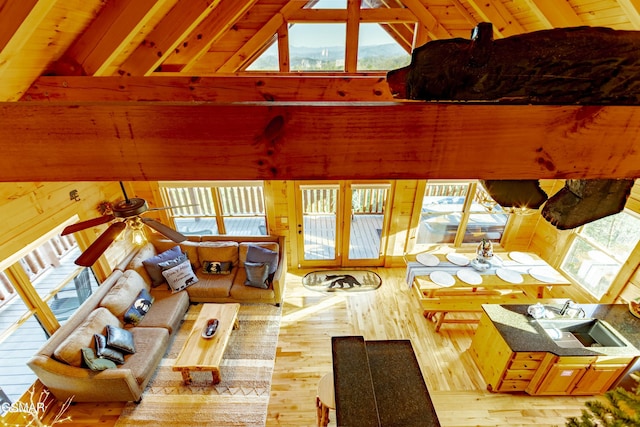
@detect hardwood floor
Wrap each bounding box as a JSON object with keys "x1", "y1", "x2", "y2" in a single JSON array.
[
  {"x1": 266, "y1": 268, "x2": 595, "y2": 427},
  {"x1": 15, "y1": 267, "x2": 598, "y2": 426}
]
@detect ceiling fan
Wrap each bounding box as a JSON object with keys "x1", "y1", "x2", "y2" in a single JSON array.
[{"x1": 62, "y1": 182, "x2": 189, "y2": 267}]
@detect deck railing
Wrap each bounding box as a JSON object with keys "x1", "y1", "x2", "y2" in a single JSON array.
[
  {"x1": 164, "y1": 185, "x2": 265, "y2": 217},
  {"x1": 302, "y1": 187, "x2": 387, "y2": 214}
]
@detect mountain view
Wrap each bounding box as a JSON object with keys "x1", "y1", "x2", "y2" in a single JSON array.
[{"x1": 249, "y1": 42, "x2": 411, "y2": 71}]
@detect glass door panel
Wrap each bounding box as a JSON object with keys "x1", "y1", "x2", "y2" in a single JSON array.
[
  {"x1": 297, "y1": 183, "x2": 341, "y2": 266},
  {"x1": 346, "y1": 184, "x2": 390, "y2": 264}
]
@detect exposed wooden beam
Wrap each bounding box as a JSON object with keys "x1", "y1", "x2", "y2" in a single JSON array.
[
  {"x1": 1, "y1": 102, "x2": 639, "y2": 182},
  {"x1": 0, "y1": 0, "x2": 40, "y2": 51},
  {"x1": 287, "y1": 8, "x2": 417, "y2": 23},
  {"x1": 617, "y1": 0, "x2": 640, "y2": 30},
  {"x1": 217, "y1": 2, "x2": 305, "y2": 73},
  {"x1": 117, "y1": 0, "x2": 223, "y2": 76},
  {"x1": 345, "y1": 0, "x2": 361, "y2": 73},
  {"x1": 465, "y1": 0, "x2": 524, "y2": 37},
  {"x1": 21, "y1": 75, "x2": 393, "y2": 102},
  {"x1": 64, "y1": 0, "x2": 166, "y2": 76},
  {"x1": 525, "y1": 0, "x2": 583, "y2": 28},
  {"x1": 277, "y1": 24, "x2": 290, "y2": 73},
  {"x1": 400, "y1": 0, "x2": 452, "y2": 40},
  {"x1": 166, "y1": 0, "x2": 259, "y2": 73},
  {"x1": 448, "y1": 0, "x2": 479, "y2": 29}
]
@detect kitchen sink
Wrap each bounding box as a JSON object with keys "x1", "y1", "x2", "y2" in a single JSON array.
[{"x1": 536, "y1": 318, "x2": 627, "y2": 348}]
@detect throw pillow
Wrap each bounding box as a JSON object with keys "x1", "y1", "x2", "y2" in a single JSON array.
[
  {"x1": 202, "y1": 260, "x2": 233, "y2": 275},
  {"x1": 162, "y1": 260, "x2": 199, "y2": 293},
  {"x1": 142, "y1": 246, "x2": 183, "y2": 287},
  {"x1": 94, "y1": 333, "x2": 125, "y2": 364},
  {"x1": 124, "y1": 288, "x2": 154, "y2": 325},
  {"x1": 106, "y1": 324, "x2": 136, "y2": 354},
  {"x1": 244, "y1": 261, "x2": 269, "y2": 289},
  {"x1": 99, "y1": 270, "x2": 147, "y2": 319},
  {"x1": 81, "y1": 347, "x2": 116, "y2": 371},
  {"x1": 246, "y1": 245, "x2": 279, "y2": 275}
]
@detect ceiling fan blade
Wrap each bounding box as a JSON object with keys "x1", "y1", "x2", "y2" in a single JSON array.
[
  {"x1": 62, "y1": 215, "x2": 115, "y2": 235},
  {"x1": 146, "y1": 204, "x2": 198, "y2": 212},
  {"x1": 74, "y1": 222, "x2": 127, "y2": 267},
  {"x1": 140, "y1": 218, "x2": 187, "y2": 243}
]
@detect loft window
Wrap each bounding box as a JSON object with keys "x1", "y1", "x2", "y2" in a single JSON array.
[
  {"x1": 289, "y1": 24, "x2": 346, "y2": 72},
  {"x1": 357, "y1": 23, "x2": 410, "y2": 71},
  {"x1": 560, "y1": 210, "x2": 640, "y2": 299}
]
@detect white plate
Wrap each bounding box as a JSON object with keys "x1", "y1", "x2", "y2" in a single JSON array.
[
  {"x1": 496, "y1": 268, "x2": 524, "y2": 284},
  {"x1": 456, "y1": 269, "x2": 482, "y2": 285},
  {"x1": 430, "y1": 271, "x2": 455, "y2": 287},
  {"x1": 509, "y1": 251, "x2": 534, "y2": 264},
  {"x1": 416, "y1": 252, "x2": 439, "y2": 267},
  {"x1": 446, "y1": 253, "x2": 470, "y2": 266},
  {"x1": 529, "y1": 267, "x2": 564, "y2": 284}
]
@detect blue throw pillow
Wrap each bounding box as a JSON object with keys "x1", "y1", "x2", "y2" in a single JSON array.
[
  {"x1": 246, "y1": 245, "x2": 278, "y2": 275},
  {"x1": 142, "y1": 246, "x2": 183, "y2": 287},
  {"x1": 244, "y1": 261, "x2": 269, "y2": 289}
]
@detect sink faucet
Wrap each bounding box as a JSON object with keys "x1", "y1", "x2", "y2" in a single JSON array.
[{"x1": 560, "y1": 300, "x2": 585, "y2": 318}]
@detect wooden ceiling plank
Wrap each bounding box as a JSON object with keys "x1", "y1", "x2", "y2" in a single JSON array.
[
  {"x1": 465, "y1": 0, "x2": 525, "y2": 37},
  {"x1": 527, "y1": 0, "x2": 583, "y2": 28},
  {"x1": 448, "y1": 0, "x2": 480, "y2": 29},
  {"x1": 287, "y1": 8, "x2": 415, "y2": 22},
  {"x1": 0, "y1": 0, "x2": 40, "y2": 52},
  {"x1": 1, "y1": 102, "x2": 639, "y2": 182},
  {"x1": 65, "y1": 0, "x2": 167, "y2": 76},
  {"x1": 359, "y1": 8, "x2": 417, "y2": 23},
  {"x1": 172, "y1": 0, "x2": 259, "y2": 73},
  {"x1": 117, "y1": 0, "x2": 223, "y2": 76},
  {"x1": 345, "y1": 0, "x2": 361, "y2": 73},
  {"x1": 616, "y1": 0, "x2": 640, "y2": 29},
  {"x1": 217, "y1": 1, "x2": 306, "y2": 73},
  {"x1": 0, "y1": 1, "x2": 103, "y2": 101},
  {"x1": 400, "y1": 0, "x2": 452, "y2": 40},
  {"x1": 22, "y1": 75, "x2": 393, "y2": 102}
]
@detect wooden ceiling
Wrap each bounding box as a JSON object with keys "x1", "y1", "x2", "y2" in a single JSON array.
[{"x1": 2, "y1": 0, "x2": 640, "y2": 182}]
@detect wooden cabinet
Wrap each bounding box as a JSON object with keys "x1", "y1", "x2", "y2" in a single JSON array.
[
  {"x1": 572, "y1": 356, "x2": 633, "y2": 395},
  {"x1": 470, "y1": 313, "x2": 637, "y2": 396}
]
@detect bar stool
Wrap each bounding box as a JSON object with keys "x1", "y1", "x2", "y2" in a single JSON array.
[{"x1": 316, "y1": 373, "x2": 335, "y2": 427}]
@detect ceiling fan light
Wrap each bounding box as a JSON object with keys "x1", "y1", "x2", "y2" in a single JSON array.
[{"x1": 129, "y1": 217, "x2": 147, "y2": 246}]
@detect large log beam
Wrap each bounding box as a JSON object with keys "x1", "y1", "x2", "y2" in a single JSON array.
[{"x1": 0, "y1": 101, "x2": 639, "y2": 182}]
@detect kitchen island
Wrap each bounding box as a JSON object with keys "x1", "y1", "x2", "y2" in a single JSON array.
[{"x1": 469, "y1": 303, "x2": 640, "y2": 395}]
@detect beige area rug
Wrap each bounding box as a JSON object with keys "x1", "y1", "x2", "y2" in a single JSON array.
[{"x1": 116, "y1": 303, "x2": 281, "y2": 427}]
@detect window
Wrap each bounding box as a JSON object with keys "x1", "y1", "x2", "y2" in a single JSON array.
[
  {"x1": 416, "y1": 181, "x2": 508, "y2": 245},
  {"x1": 357, "y1": 23, "x2": 410, "y2": 71},
  {"x1": 289, "y1": 24, "x2": 346, "y2": 71},
  {"x1": 560, "y1": 210, "x2": 640, "y2": 299},
  {"x1": 160, "y1": 182, "x2": 267, "y2": 236}
]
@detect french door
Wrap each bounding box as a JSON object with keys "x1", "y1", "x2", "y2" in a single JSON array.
[{"x1": 295, "y1": 181, "x2": 392, "y2": 268}]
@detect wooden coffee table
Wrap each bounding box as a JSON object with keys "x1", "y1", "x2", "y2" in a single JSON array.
[{"x1": 173, "y1": 303, "x2": 241, "y2": 385}]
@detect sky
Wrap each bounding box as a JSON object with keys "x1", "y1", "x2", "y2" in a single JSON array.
[{"x1": 289, "y1": 23, "x2": 398, "y2": 48}]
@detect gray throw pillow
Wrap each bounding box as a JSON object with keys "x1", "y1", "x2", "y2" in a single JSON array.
[
  {"x1": 246, "y1": 245, "x2": 278, "y2": 275},
  {"x1": 106, "y1": 324, "x2": 136, "y2": 354},
  {"x1": 142, "y1": 246, "x2": 183, "y2": 287},
  {"x1": 94, "y1": 333, "x2": 125, "y2": 364},
  {"x1": 245, "y1": 261, "x2": 269, "y2": 289}
]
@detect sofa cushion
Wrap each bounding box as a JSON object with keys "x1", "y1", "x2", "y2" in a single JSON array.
[
  {"x1": 230, "y1": 269, "x2": 276, "y2": 301},
  {"x1": 140, "y1": 287, "x2": 189, "y2": 334},
  {"x1": 187, "y1": 272, "x2": 235, "y2": 300},
  {"x1": 94, "y1": 333, "x2": 125, "y2": 364},
  {"x1": 143, "y1": 246, "x2": 183, "y2": 287},
  {"x1": 198, "y1": 241, "x2": 239, "y2": 269},
  {"x1": 53, "y1": 307, "x2": 122, "y2": 368},
  {"x1": 239, "y1": 242, "x2": 279, "y2": 267},
  {"x1": 124, "y1": 288, "x2": 154, "y2": 326},
  {"x1": 246, "y1": 244, "x2": 279, "y2": 275},
  {"x1": 125, "y1": 243, "x2": 156, "y2": 285},
  {"x1": 162, "y1": 260, "x2": 198, "y2": 293},
  {"x1": 81, "y1": 347, "x2": 116, "y2": 371},
  {"x1": 100, "y1": 270, "x2": 147, "y2": 319},
  {"x1": 125, "y1": 327, "x2": 169, "y2": 386},
  {"x1": 244, "y1": 261, "x2": 269, "y2": 289}
]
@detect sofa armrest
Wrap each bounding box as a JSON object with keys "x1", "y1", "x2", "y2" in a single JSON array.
[
  {"x1": 27, "y1": 355, "x2": 143, "y2": 402},
  {"x1": 271, "y1": 236, "x2": 287, "y2": 305}
]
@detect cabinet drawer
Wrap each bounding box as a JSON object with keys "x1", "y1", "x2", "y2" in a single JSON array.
[
  {"x1": 497, "y1": 380, "x2": 530, "y2": 392},
  {"x1": 503, "y1": 369, "x2": 536, "y2": 381},
  {"x1": 509, "y1": 359, "x2": 542, "y2": 370},
  {"x1": 512, "y1": 352, "x2": 545, "y2": 361}
]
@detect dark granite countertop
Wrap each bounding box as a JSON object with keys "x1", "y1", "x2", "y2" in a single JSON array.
[{"x1": 482, "y1": 304, "x2": 640, "y2": 357}]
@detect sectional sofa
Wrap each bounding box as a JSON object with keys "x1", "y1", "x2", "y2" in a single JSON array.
[{"x1": 26, "y1": 235, "x2": 286, "y2": 402}]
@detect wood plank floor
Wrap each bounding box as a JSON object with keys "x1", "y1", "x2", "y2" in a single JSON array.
[{"x1": 12, "y1": 267, "x2": 599, "y2": 426}]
